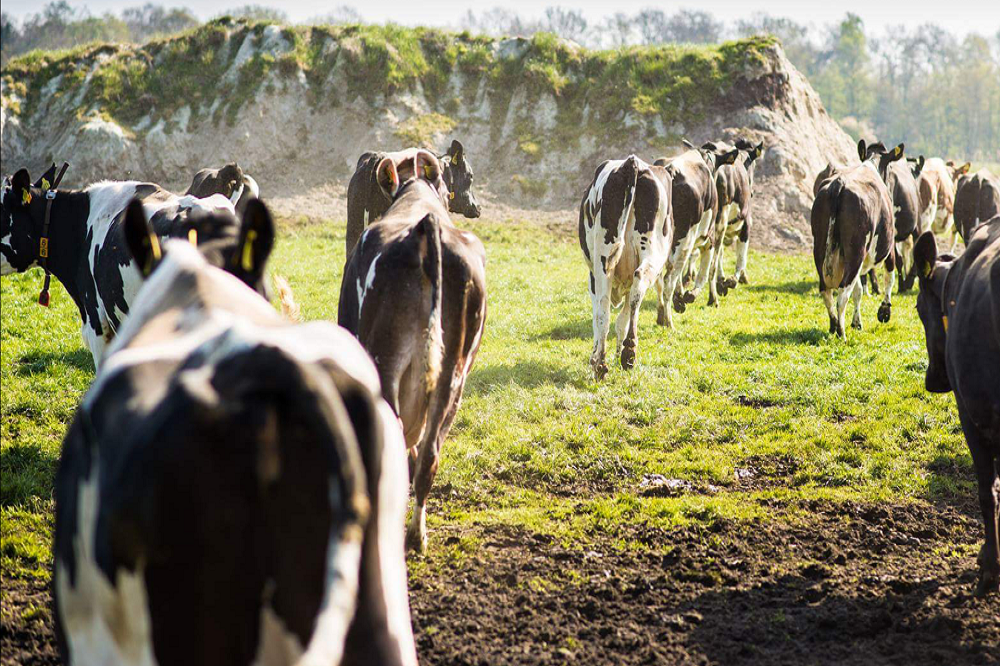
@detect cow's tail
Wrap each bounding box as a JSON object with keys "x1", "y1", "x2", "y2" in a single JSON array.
[
  {"x1": 620, "y1": 155, "x2": 641, "y2": 232},
  {"x1": 826, "y1": 177, "x2": 845, "y2": 249},
  {"x1": 272, "y1": 273, "x2": 301, "y2": 321},
  {"x1": 417, "y1": 214, "x2": 444, "y2": 394}
]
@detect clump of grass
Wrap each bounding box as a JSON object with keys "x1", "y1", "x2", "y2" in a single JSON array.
[{"x1": 394, "y1": 112, "x2": 457, "y2": 148}]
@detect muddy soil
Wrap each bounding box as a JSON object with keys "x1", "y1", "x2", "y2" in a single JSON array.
[
  {"x1": 409, "y1": 500, "x2": 1000, "y2": 666},
  {"x1": 2, "y1": 500, "x2": 997, "y2": 665}
]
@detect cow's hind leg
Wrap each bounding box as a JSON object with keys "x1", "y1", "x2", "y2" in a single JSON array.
[
  {"x1": 590, "y1": 269, "x2": 613, "y2": 379},
  {"x1": 689, "y1": 244, "x2": 716, "y2": 304},
  {"x1": 970, "y1": 433, "x2": 1000, "y2": 596},
  {"x1": 877, "y1": 261, "x2": 895, "y2": 323},
  {"x1": 621, "y1": 260, "x2": 659, "y2": 370},
  {"x1": 822, "y1": 289, "x2": 838, "y2": 336},
  {"x1": 850, "y1": 281, "x2": 864, "y2": 330},
  {"x1": 732, "y1": 216, "x2": 751, "y2": 286}
]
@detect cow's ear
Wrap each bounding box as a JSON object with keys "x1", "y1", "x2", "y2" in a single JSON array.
[
  {"x1": 448, "y1": 139, "x2": 465, "y2": 164},
  {"x1": 857, "y1": 139, "x2": 867, "y2": 161},
  {"x1": 682, "y1": 139, "x2": 695, "y2": 150},
  {"x1": 376, "y1": 157, "x2": 399, "y2": 199},
  {"x1": 755, "y1": 142, "x2": 764, "y2": 158},
  {"x1": 914, "y1": 231, "x2": 938, "y2": 282},
  {"x1": 913, "y1": 155, "x2": 925, "y2": 176},
  {"x1": 35, "y1": 163, "x2": 57, "y2": 190},
  {"x1": 123, "y1": 199, "x2": 162, "y2": 278},
  {"x1": 890, "y1": 143, "x2": 904, "y2": 162},
  {"x1": 957, "y1": 162, "x2": 971, "y2": 175},
  {"x1": 719, "y1": 148, "x2": 739, "y2": 167},
  {"x1": 11, "y1": 169, "x2": 32, "y2": 207},
  {"x1": 236, "y1": 198, "x2": 275, "y2": 281},
  {"x1": 415, "y1": 150, "x2": 442, "y2": 183}
]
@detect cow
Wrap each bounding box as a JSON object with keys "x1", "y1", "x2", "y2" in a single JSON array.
[
  {"x1": 339, "y1": 150, "x2": 487, "y2": 553},
  {"x1": 885, "y1": 158, "x2": 923, "y2": 292},
  {"x1": 814, "y1": 161, "x2": 848, "y2": 197},
  {"x1": 53, "y1": 212, "x2": 418, "y2": 665},
  {"x1": 917, "y1": 157, "x2": 971, "y2": 251},
  {"x1": 578, "y1": 155, "x2": 673, "y2": 379},
  {"x1": 1, "y1": 167, "x2": 267, "y2": 367},
  {"x1": 954, "y1": 169, "x2": 1000, "y2": 244},
  {"x1": 651, "y1": 142, "x2": 739, "y2": 327},
  {"x1": 810, "y1": 140, "x2": 905, "y2": 338},
  {"x1": 185, "y1": 162, "x2": 260, "y2": 215},
  {"x1": 913, "y1": 220, "x2": 1000, "y2": 597},
  {"x1": 345, "y1": 139, "x2": 481, "y2": 258},
  {"x1": 714, "y1": 138, "x2": 765, "y2": 293}
]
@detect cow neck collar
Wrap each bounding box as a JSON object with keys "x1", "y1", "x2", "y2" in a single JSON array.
[
  {"x1": 37, "y1": 163, "x2": 69, "y2": 307},
  {"x1": 31, "y1": 189, "x2": 91, "y2": 316}
]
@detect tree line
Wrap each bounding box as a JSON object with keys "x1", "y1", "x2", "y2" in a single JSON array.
[{"x1": 2, "y1": 3, "x2": 998, "y2": 161}]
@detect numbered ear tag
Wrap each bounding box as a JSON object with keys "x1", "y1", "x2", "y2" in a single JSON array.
[
  {"x1": 22, "y1": 189, "x2": 32, "y2": 205},
  {"x1": 39, "y1": 238, "x2": 49, "y2": 258},
  {"x1": 40, "y1": 178, "x2": 51, "y2": 192},
  {"x1": 242, "y1": 229, "x2": 257, "y2": 272}
]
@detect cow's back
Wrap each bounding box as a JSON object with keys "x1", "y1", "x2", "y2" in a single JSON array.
[
  {"x1": 955, "y1": 170, "x2": 1000, "y2": 242},
  {"x1": 666, "y1": 152, "x2": 714, "y2": 241},
  {"x1": 886, "y1": 161, "x2": 921, "y2": 240}
]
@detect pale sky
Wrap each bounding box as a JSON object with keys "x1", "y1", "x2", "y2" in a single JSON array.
[{"x1": 2, "y1": 0, "x2": 998, "y2": 38}]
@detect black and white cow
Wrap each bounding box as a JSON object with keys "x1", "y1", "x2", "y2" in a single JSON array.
[
  {"x1": 652, "y1": 142, "x2": 738, "y2": 327},
  {"x1": 885, "y1": 158, "x2": 923, "y2": 292},
  {"x1": 713, "y1": 138, "x2": 764, "y2": 294},
  {"x1": 913, "y1": 220, "x2": 1000, "y2": 597},
  {"x1": 954, "y1": 169, "x2": 1000, "y2": 244},
  {"x1": 339, "y1": 150, "x2": 487, "y2": 553},
  {"x1": 345, "y1": 139, "x2": 481, "y2": 258},
  {"x1": 185, "y1": 162, "x2": 260, "y2": 215},
  {"x1": 1, "y1": 168, "x2": 259, "y2": 366},
  {"x1": 810, "y1": 140, "x2": 904, "y2": 338},
  {"x1": 54, "y1": 215, "x2": 418, "y2": 664},
  {"x1": 579, "y1": 155, "x2": 673, "y2": 379}
]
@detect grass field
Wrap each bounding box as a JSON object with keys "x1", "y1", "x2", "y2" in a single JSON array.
[{"x1": 1, "y1": 212, "x2": 993, "y2": 664}]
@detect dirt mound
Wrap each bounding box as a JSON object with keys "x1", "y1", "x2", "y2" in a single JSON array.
[{"x1": 1, "y1": 21, "x2": 853, "y2": 252}]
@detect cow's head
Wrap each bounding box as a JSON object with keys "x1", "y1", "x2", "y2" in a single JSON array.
[
  {"x1": 1, "y1": 167, "x2": 54, "y2": 275},
  {"x1": 377, "y1": 150, "x2": 450, "y2": 209},
  {"x1": 691, "y1": 140, "x2": 740, "y2": 174},
  {"x1": 859, "y1": 140, "x2": 905, "y2": 181},
  {"x1": 440, "y1": 139, "x2": 480, "y2": 218},
  {"x1": 945, "y1": 160, "x2": 971, "y2": 182},
  {"x1": 735, "y1": 138, "x2": 765, "y2": 185},
  {"x1": 913, "y1": 231, "x2": 954, "y2": 393},
  {"x1": 907, "y1": 155, "x2": 926, "y2": 179},
  {"x1": 124, "y1": 197, "x2": 276, "y2": 299}
]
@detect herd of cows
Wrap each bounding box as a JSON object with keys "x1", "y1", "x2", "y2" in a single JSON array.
[{"x1": 0, "y1": 128, "x2": 998, "y2": 663}]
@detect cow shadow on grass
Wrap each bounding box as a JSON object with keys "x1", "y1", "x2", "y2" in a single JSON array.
[
  {"x1": 729, "y1": 327, "x2": 827, "y2": 346},
  {"x1": 466, "y1": 359, "x2": 586, "y2": 396},
  {"x1": 749, "y1": 279, "x2": 815, "y2": 295},
  {"x1": 531, "y1": 318, "x2": 592, "y2": 342},
  {"x1": 15, "y1": 349, "x2": 93, "y2": 376},
  {"x1": 0, "y1": 442, "x2": 59, "y2": 508}
]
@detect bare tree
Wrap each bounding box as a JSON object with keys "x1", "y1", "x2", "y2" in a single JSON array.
[{"x1": 542, "y1": 7, "x2": 588, "y2": 43}]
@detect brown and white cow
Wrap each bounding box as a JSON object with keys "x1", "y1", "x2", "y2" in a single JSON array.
[
  {"x1": 885, "y1": 158, "x2": 923, "y2": 292},
  {"x1": 917, "y1": 157, "x2": 970, "y2": 250},
  {"x1": 339, "y1": 151, "x2": 487, "y2": 553},
  {"x1": 345, "y1": 140, "x2": 481, "y2": 258},
  {"x1": 913, "y1": 220, "x2": 1000, "y2": 596},
  {"x1": 954, "y1": 169, "x2": 1000, "y2": 244},
  {"x1": 811, "y1": 140, "x2": 904, "y2": 338},
  {"x1": 714, "y1": 138, "x2": 764, "y2": 293},
  {"x1": 185, "y1": 162, "x2": 260, "y2": 215},
  {"x1": 579, "y1": 155, "x2": 673, "y2": 379},
  {"x1": 652, "y1": 142, "x2": 738, "y2": 326},
  {"x1": 55, "y1": 220, "x2": 417, "y2": 665}
]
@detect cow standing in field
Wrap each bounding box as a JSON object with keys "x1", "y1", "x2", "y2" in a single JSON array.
[
  {"x1": 54, "y1": 207, "x2": 418, "y2": 665},
  {"x1": 339, "y1": 150, "x2": 487, "y2": 553},
  {"x1": 345, "y1": 139, "x2": 481, "y2": 258},
  {"x1": 714, "y1": 138, "x2": 764, "y2": 294},
  {"x1": 885, "y1": 157, "x2": 923, "y2": 292},
  {"x1": 185, "y1": 162, "x2": 260, "y2": 215},
  {"x1": 811, "y1": 140, "x2": 905, "y2": 338},
  {"x1": 954, "y1": 169, "x2": 1000, "y2": 243},
  {"x1": 579, "y1": 155, "x2": 673, "y2": 379},
  {"x1": 917, "y1": 157, "x2": 970, "y2": 251},
  {"x1": 1, "y1": 166, "x2": 264, "y2": 366},
  {"x1": 652, "y1": 142, "x2": 738, "y2": 326},
  {"x1": 913, "y1": 220, "x2": 1000, "y2": 597}
]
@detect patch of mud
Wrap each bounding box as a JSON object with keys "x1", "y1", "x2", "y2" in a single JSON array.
[
  {"x1": 410, "y1": 500, "x2": 1000, "y2": 666},
  {"x1": 0, "y1": 577, "x2": 58, "y2": 666}
]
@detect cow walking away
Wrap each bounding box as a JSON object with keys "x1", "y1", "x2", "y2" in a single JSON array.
[
  {"x1": 652, "y1": 142, "x2": 738, "y2": 327},
  {"x1": 54, "y1": 207, "x2": 418, "y2": 665},
  {"x1": 339, "y1": 150, "x2": 487, "y2": 553},
  {"x1": 185, "y1": 162, "x2": 260, "y2": 215},
  {"x1": 714, "y1": 138, "x2": 764, "y2": 294},
  {"x1": 954, "y1": 169, "x2": 1000, "y2": 244},
  {"x1": 811, "y1": 140, "x2": 905, "y2": 338},
  {"x1": 913, "y1": 221, "x2": 1000, "y2": 597},
  {"x1": 885, "y1": 157, "x2": 923, "y2": 292},
  {"x1": 917, "y1": 157, "x2": 970, "y2": 251},
  {"x1": 345, "y1": 139, "x2": 481, "y2": 258},
  {"x1": 1, "y1": 166, "x2": 264, "y2": 366},
  {"x1": 579, "y1": 155, "x2": 673, "y2": 379}
]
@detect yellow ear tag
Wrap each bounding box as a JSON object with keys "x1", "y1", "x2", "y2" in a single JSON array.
[
  {"x1": 188, "y1": 228, "x2": 198, "y2": 246},
  {"x1": 150, "y1": 234, "x2": 162, "y2": 261},
  {"x1": 40, "y1": 178, "x2": 51, "y2": 192},
  {"x1": 942, "y1": 315, "x2": 948, "y2": 333},
  {"x1": 424, "y1": 165, "x2": 434, "y2": 179},
  {"x1": 242, "y1": 229, "x2": 257, "y2": 272},
  {"x1": 22, "y1": 189, "x2": 31, "y2": 205},
  {"x1": 449, "y1": 191, "x2": 455, "y2": 200}
]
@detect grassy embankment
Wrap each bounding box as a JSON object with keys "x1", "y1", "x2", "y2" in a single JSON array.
[{"x1": 1, "y1": 212, "x2": 973, "y2": 585}]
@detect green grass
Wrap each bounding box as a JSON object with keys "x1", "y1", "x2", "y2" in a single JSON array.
[{"x1": 0, "y1": 214, "x2": 969, "y2": 580}]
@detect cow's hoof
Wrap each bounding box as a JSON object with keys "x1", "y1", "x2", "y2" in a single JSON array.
[
  {"x1": 715, "y1": 280, "x2": 729, "y2": 297},
  {"x1": 593, "y1": 362, "x2": 609, "y2": 381},
  {"x1": 829, "y1": 317, "x2": 838, "y2": 335},
  {"x1": 673, "y1": 295, "x2": 687, "y2": 313},
  {"x1": 837, "y1": 324, "x2": 846, "y2": 339},
  {"x1": 725, "y1": 278, "x2": 739, "y2": 290},
  {"x1": 877, "y1": 302, "x2": 892, "y2": 323},
  {"x1": 405, "y1": 518, "x2": 427, "y2": 554},
  {"x1": 620, "y1": 345, "x2": 636, "y2": 371},
  {"x1": 975, "y1": 567, "x2": 1000, "y2": 597},
  {"x1": 682, "y1": 291, "x2": 697, "y2": 304},
  {"x1": 707, "y1": 295, "x2": 719, "y2": 307},
  {"x1": 656, "y1": 307, "x2": 667, "y2": 326},
  {"x1": 738, "y1": 274, "x2": 749, "y2": 285},
  {"x1": 851, "y1": 318, "x2": 863, "y2": 331}
]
